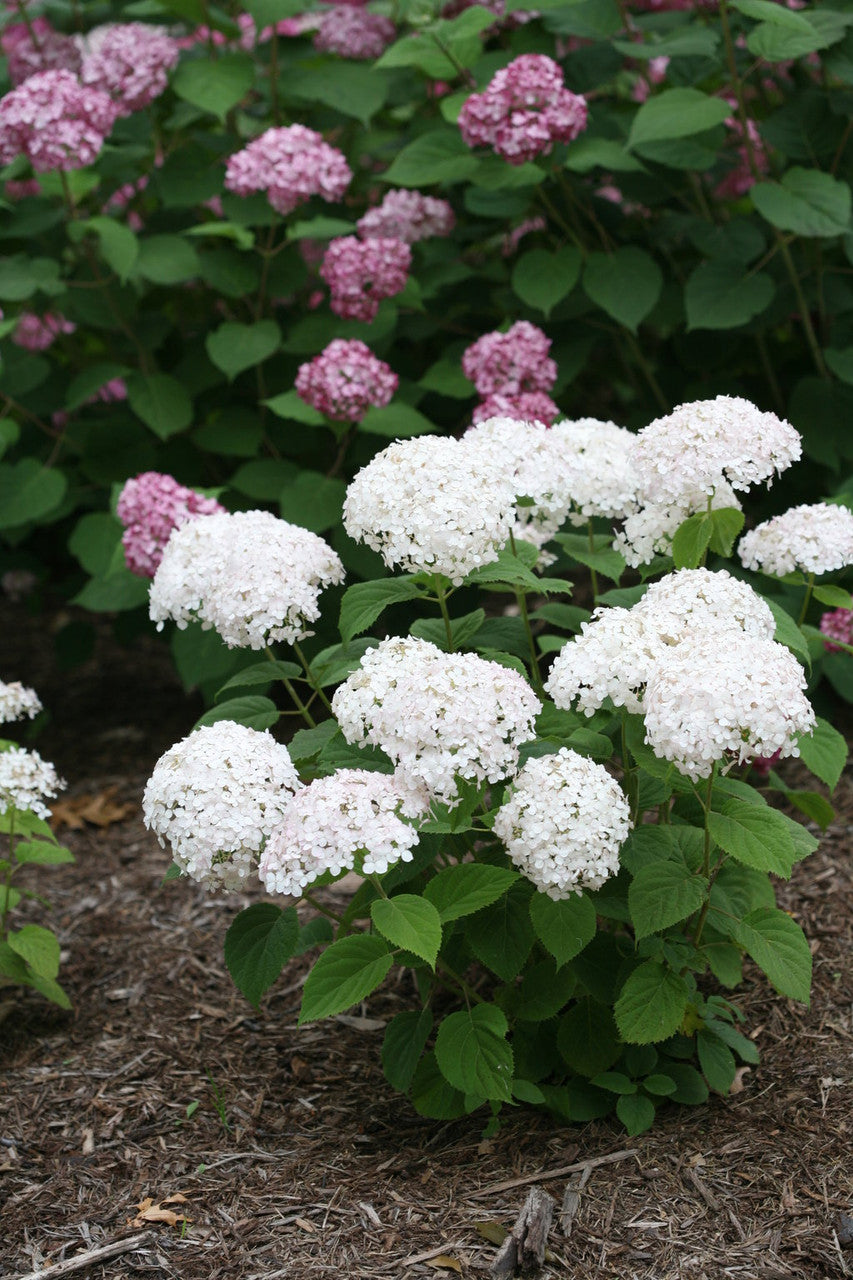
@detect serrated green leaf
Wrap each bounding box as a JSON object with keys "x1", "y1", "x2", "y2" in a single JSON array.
[
  {"x1": 172, "y1": 51, "x2": 255, "y2": 120},
  {"x1": 671, "y1": 513, "x2": 712, "y2": 570},
  {"x1": 797, "y1": 716, "x2": 847, "y2": 789},
  {"x1": 423, "y1": 864, "x2": 518, "y2": 922},
  {"x1": 224, "y1": 904, "x2": 298, "y2": 1008},
  {"x1": 8, "y1": 924, "x2": 60, "y2": 980},
  {"x1": 685, "y1": 260, "x2": 774, "y2": 331},
  {"x1": 215, "y1": 660, "x2": 301, "y2": 701},
  {"x1": 707, "y1": 800, "x2": 795, "y2": 877},
  {"x1": 751, "y1": 168, "x2": 852, "y2": 238},
  {"x1": 434, "y1": 1005, "x2": 514, "y2": 1102},
  {"x1": 0, "y1": 460, "x2": 66, "y2": 531},
  {"x1": 614, "y1": 961, "x2": 690, "y2": 1044},
  {"x1": 206, "y1": 321, "x2": 280, "y2": 381},
  {"x1": 382, "y1": 1008, "x2": 433, "y2": 1092},
  {"x1": 194, "y1": 696, "x2": 279, "y2": 731},
  {"x1": 13, "y1": 841, "x2": 74, "y2": 866},
  {"x1": 467, "y1": 882, "x2": 535, "y2": 982},
  {"x1": 126, "y1": 372, "x2": 193, "y2": 440},
  {"x1": 616, "y1": 1092, "x2": 656, "y2": 1136},
  {"x1": 371, "y1": 895, "x2": 442, "y2": 968},
  {"x1": 628, "y1": 863, "x2": 707, "y2": 940},
  {"x1": 732, "y1": 906, "x2": 812, "y2": 1003},
  {"x1": 556, "y1": 997, "x2": 621, "y2": 1076},
  {"x1": 339, "y1": 577, "x2": 424, "y2": 644},
  {"x1": 68, "y1": 217, "x2": 139, "y2": 281},
  {"x1": 528, "y1": 891, "x2": 596, "y2": 967},
  {"x1": 299, "y1": 935, "x2": 392, "y2": 1023},
  {"x1": 697, "y1": 1028, "x2": 737, "y2": 1094}
]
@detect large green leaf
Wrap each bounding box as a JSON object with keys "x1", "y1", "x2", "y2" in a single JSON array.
[
  {"x1": 797, "y1": 716, "x2": 847, "y2": 790},
  {"x1": 685, "y1": 260, "x2": 775, "y2": 330},
  {"x1": 731, "y1": 907, "x2": 812, "y2": 1002},
  {"x1": 707, "y1": 799, "x2": 796, "y2": 877},
  {"x1": 556, "y1": 997, "x2": 621, "y2": 1076},
  {"x1": 206, "y1": 320, "x2": 281, "y2": 380},
  {"x1": 423, "y1": 864, "x2": 518, "y2": 922},
  {"x1": 511, "y1": 247, "x2": 582, "y2": 317},
  {"x1": 8, "y1": 925, "x2": 60, "y2": 980},
  {"x1": 0, "y1": 460, "x2": 66, "y2": 530},
  {"x1": 382, "y1": 1008, "x2": 434, "y2": 1092},
  {"x1": 68, "y1": 217, "x2": 139, "y2": 280},
  {"x1": 614, "y1": 961, "x2": 691, "y2": 1044},
  {"x1": 371, "y1": 895, "x2": 442, "y2": 968},
  {"x1": 528, "y1": 891, "x2": 596, "y2": 967},
  {"x1": 299, "y1": 935, "x2": 393, "y2": 1023},
  {"x1": 339, "y1": 577, "x2": 425, "y2": 644},
  {"x1": 467, "y1": 882, "x2": 536, "y2": 982},
  {"x1": 135, "y1": 234, "x2": 200, "y2": 284},
  {"x1": 172, "y1": 52, "x2": 255, "y2": 119},
  {"x1": 194, "y1": 696, "x2": 279, "y2": 731},
  {"x1": 382, "y1": 129, "x2": 479, "y2": 187},
  {"x1": 224, "y1": 904, "x2": 299, "y2": 1008},
  {"x1": 434, "y1": 1005, "x2": 514, "y2": 1102},
  {"x1": 359, "y1": 404, "x2": 434, "y2": 438},
  {"x1": 628, "y1": 89, "x2": 732, "y2": 149},
  {"x1": 278, "y1": 471, "x2": 345, "y2": 533},
  {"x1": 583, "y1": 248, "x2": 662, "y2": 332},
  {"x1": 126, "y1": 372, "x2": 193, "y2": 439},
  {"x1": 628, "y1": 863, "x2": 707, "y2": 940},
  {"x1": 751, "y1": 168, "x2": 851, "y2": 238},
  {"x1": 284, "y1": 63, "x2": 389, "y2": 126}
]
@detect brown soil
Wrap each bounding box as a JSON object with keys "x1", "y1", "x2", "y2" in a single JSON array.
[{"x1": 0, "y1": 603, "x2": 851, "y2": 1280}]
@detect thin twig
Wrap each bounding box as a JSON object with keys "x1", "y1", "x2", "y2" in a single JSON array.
[
  {"x1": 15, "y1": 1232, "x2": 154, "y2": 1280},
  {"x1": 466, "y1": 1148, "x2": 639, "y2": 1198}
]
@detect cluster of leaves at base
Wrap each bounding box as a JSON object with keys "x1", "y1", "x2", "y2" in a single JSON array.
[
  {"x1": 1, "y1": 0, "x2": 852, "y2": 695},
  {"x1": 0, "y1": 807, "x2": 74, "y2": 1009}
]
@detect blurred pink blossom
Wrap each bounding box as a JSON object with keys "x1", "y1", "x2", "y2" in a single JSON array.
[
  {"x1": 0, "y1": 69, "x2": 115, "y2": 171},
  {"x1": 117, "y1": 472, "x2": 226, "y2": 579},
  {"x1": 459, "y1": 54, "x2": 587, "y2": 165},
  {"x1": 320, "y1": 236, "x2": 411, "y2": 322},
  {"x1": 12, "y1": 311, "x2": 76, "y2": 351},
  {"x1": 295, "y1": 338, "x2": 397, "y2": 421}
]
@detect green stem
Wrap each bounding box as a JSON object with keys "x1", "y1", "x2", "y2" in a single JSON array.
[
  {"x1": 535, "y1": 184, "x2": 585, "y2": 250},
  {"x1": 692, "y1": 765, "x2": 718, "y2": 947},
  {"x1": 437, "y1": 959, "x2": 485, "y2": 1006},
  {"x1": 302, "y1": 892, "x2": 343, "y2": 923},
  {"x1": 587, "y1": 519, "x2": 600, "y2": 606},
  {"x1": 292, "y1": 640, "x2": 335, "y2": 715},
  {"x1": 265, "y1": 645, "x2": 317, "y2": 727},
  {"x1": 369, "y1": 873, "x2": 388, "y2": 900},
  {"x1": 1, "y1": 809, "x2": 16, "y2": 939},
  {"x1": 624, "y1": 330, "x2": 668, "y2": 414},
  {"x1": 434, "y1": 579, "x2": 455, "y2": 652},
  {"x1": 429, "y1": 32, "x2": 475, "y2": 86},
  {"x1": 798, "y1": 572, "x2": 816, "y2": 627},
  {"x1": 620, "y1": 711, "x2": 639, "y2": 823},
  {"x1": 777, "y1": 237, "x2": 829, "y2": 379}
]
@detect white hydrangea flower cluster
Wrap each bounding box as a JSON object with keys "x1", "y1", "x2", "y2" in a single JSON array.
[
  {"x1": 0, "y1": 747, "x2": 65, "y2": 820},
  {"x1": 463, "y1": 416, "x2": 576, "y2": 553},
  {"x1": 550, "y1": 417, "x2": 640, "y2": 525},
  {"x1": 614, "y1": 479, "x2": 742, "y2": 568},
  {"x1": 331, "y1": 636, "x2": 541, "y2": 805},
  {"x1": 149, "y1": 510, "x2": 345, "y2": 649},
  {"x1": 637, "y1": 567, "x2": 776, "y2": 643},
  {"x1": 739, "y1": 502, "x2": 853, "y2": 577},
  {"x1": 259, "y1": 769, "x2": 421, "y2": 897},
  {"x1": 0, "y1": 681, "x2": 42, "y2": 725},
  {"x1": 493, "y1": 748, "x2": 631, "y2": 899},
  {"x1": 343, "y1": 436, "x2": 517, "y2": 584},
  {"x1": 142, "y1": 721, "x2": 300, "y2": 891},
  {"x1": 644, "y1": 631, "x2": 815, "y2": 781}
]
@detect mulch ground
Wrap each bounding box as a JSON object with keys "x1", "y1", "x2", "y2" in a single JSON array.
[{"x1": 0, "y1": 602, "x2": 851, "y2": 1280}]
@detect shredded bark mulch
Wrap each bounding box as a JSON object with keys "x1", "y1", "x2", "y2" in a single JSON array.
[{"x1": 0, "y1": 604, "x2": 851, "y2": 1279}]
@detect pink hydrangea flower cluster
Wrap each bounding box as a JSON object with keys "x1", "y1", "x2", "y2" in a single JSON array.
[
  {"x1": 819, "y1": 608, "x2": 853, "y2": 653},
  {"x1": 177, "y1": 13, "x2": 302, "y2": 49},
  {"x1": 295, "y1": 339, "x2": 397, "y2": 422},
  {"x1": 458, "y1": 54, "x2": 588, "y2": 165},
  {"x1": 225, "y1": 124, "x2": 352, "y2": 216},
  {"x1": 117, "y1": 472, "x2": 226, "y2": 579},
  {"x1": 79, "y1": 23, "x2": 180, "y2": 117},
  {"x1": 472, "y1": 391, "x2": 559, "y2": 426},
  {"x1": 463, "y1": 320, "x2": 557, "y2": 397},
  {"x1": 1, "y1": 17, "x2": 81, "y2": 85},
  {"x1": 320, "y1": 236, "x2": 411, "y2": 321},
  {"x1": 12, "y1": 311, "x2": 76, "y2": 351},
  {"x1": 313, "y1": 6, "x2": 395, "y2": 59},
  {"x1": 0, "y1": 69, "x2": 115, "y2": 171},
  {"x1": 357, "y1": 189, "x2": 455, "y2": 244}
]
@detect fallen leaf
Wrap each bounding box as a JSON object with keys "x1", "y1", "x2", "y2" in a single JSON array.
[
  {"x1": 294, "y1": 1217, "x2": 316, "y2": 1233},
  {"x1": 163, "y1": 1193, "x2": 189, "y2": 1205},
  {"x1": 128, "y1": 1195, "x2": 190, "y2": 1229},
  {"x1": 51, "y1": 786, "x2": 137, "y2": 831},
  {"x1": 426, "y1": 1257, "x2": 462, "y2": 1274},
  {"x1": 475, "y1": 1221, "x2": 507, "y2": 1246}
]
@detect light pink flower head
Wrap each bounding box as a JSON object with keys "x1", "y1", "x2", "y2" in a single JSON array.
[
  {"x1": 12, "y1": 311, "x2": 76, "y2": 351},
  {"x1": 462, "y1": 321, "x2": 557, "y2": 396},
  {"x1": 472, "y1": 391, "x2": 559, "y2": 425},
  {"x1": 313, "y1": 6, "x2": 395, "y2": 59},
  {"x1": 117, "y1": 471, "x2": 226, "y2": 579},
  {"x1": 80, "y1": 23, "x2": 180, "y2": 116},
  {"x1": 320, "y1": 235, "x2": 411, "y2": 322},
  {"x1": 295, "y1": 339, "x2": 397, "y2": 422},
  {"x1": 0, "y1": 68, "x2": 115, "y2": 171},
  {"x1": 820, "y1": 607, "x2": 853, "y2": 654},
  {"x1": 357, "y1": 189, "x2": 455, "y2": 243},
  {"x1": 458, "y1": 54, "x2": 587, "y2": 165},
  {"x1": 225, "y1": 124, "x2": 352, "y2": 215},
  {"x1": 1, "y1": 17, "x2": 81, "y2": 85}
]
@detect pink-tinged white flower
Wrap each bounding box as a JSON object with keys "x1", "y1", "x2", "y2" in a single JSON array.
[
  {"x1": 320, "y1": 235, "x2": 411, "y2": 322},
  {"x1": 494, "y1": 748, "x2": 630, "y2": 899},
  {"x1": 739, "y1": 502, "x2": 853, "y2": 577},
  {"x1": 644, "y1": 631, "x2": 815, "y2": 781},
  {"x1": 462, "y1": 321, "x2": 557, "y2": 397},
  {"x1": 12, "y1": 311, "x2": 75, "y2": 351},
  {"x1": 472, "y1": 391, "x2": 558, "y2": 425},
  {"x1": 551, "y1": 417, "x2": 640, "y2": 525},
  {"x1": 260, "y1": 769, "x2": 422, "y2": 896},
  {"x1": 295, "y1": 338, "x2": 397, "y2": 421},
  {"x1": 458, "y1": 54, "x2": 587, "y2": 165},
  {"x1": 79, "y1": 23, "x2": 180, "y2": 116},
  {"x1": 0, "y1": 746, "x2": 65, "y2": 821},
  {"x1": 357, "y1": 189, "x2": 454, "y2": 244},
  {"x1": 332, "y1": 636, "x2": 541, "y2": 807},
  {"x1": 313, "y1": 6, "x2": 395, "y2": 59},
  {"x1": 343, "y1": 434, "x2": 517, "y2": 584},
  {"x1": 0, "y1": 69, "x2": 115, "y2": 171},
  {"x1": 0, "y1": 681, "x2": 42, "y2": 725},
  {"x1": 143, "y1": 721, "x2": 300, "y2": 891},
  {"x1": 820, "y1": 607, "x2": 853, "y2": 653},
  {"x1": 117, "y1": 471, "x2": 226, "y2": 579},
  {"x1": 1, "y1": 17, "x2": 81, "y2": 85},
  {"x1": 225, "y1": 124, "x2": 352, "y2": 216},
  {"x1": 501, "y1": 215, "x2": 546, "y2": 256},
  {"x1": 149, "y1": 510, "x2": 345, "y2": 650}
]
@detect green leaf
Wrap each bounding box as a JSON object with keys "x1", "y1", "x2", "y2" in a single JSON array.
[
  {"x1": 616, "y1": 1093, "x2": 656, "y2": 1136},
  {"x1": 528, "y1": 891, "x2": 596, "y2": 967},
  {"x1": 8, "y1": 924, "x2": 60, "y2": 980},
  {"x1": 511, "y1": 247, "x2": 582, "y2": 317},
  {"x1": 224, "y1": 904, "x2": 298, "y2": 1008},
  {"x1": 628, "y1": 89, "x2": 732, "y2": 149},
  {"x1": 13, "y1": 841, "x2": 74, "y2": 866},
  {"x1": 628, "y1": 863, "x2": 707, "y2": 941},
  {"x1": 68, "y1": 217, "x2": 139, "y2": 281},
  {"x1": 410, "y1": 1050, "x2": 467, "y2": 1118},
  {"x1": 565, "y1": 137, "x2": 646, "y2": 173},
  {"x1": 0, "y1": 254, "x2": 62, "y2": 300},
  {"x1": 434, "y1": 1005, "x2": 514, "y2": 1103},
  {"x1": 797, "y1": 716, "x2": 848, "y2": 789},
  {"x1": 287, "y1": 720, "x2": 338, "y2": 763},
  {"x1": 382, "y1": 1008, "x2": 433, "y2": 1092},
  {"x1": 643, "y1": 1072, "x2": 677, "y2": 1096},
  {"x1": 423, "y1": 864, "x2": 518, "y2": 923},
  {"x1": 552, "y1": 533, "x2": 626, "y2": 583},
  {"x1": 0, "y1": 460, "x2": 66, "y2": 530},
  {"x1": 709, "y1": 507, "x2": 746, "y2": 556},
  {"x1": 813, "y1": 584, "x2": 853, "y2": 608},
  {"x1": 376, "y1": 9, "x2": 491, "y2": 77},
  {"x1": 382, "y1": 129, "x2": 479, "y2": 187},
  {"x1": 310, "y1": 639, "x2": 379, "y2": 688},
  {"x1": 746, "y1": 12, "x2": 849, "y2": 60},
  {"x1": 194, "y1": 696, "x2": 279, "y2": 732},
  {"x1": 284, "y1": 62, "x2": 389, "y2": 126},
  {"x1": 697, "y1": 1028, "x2": 737, "y2": 1094},
  {"x1": 299, "y1": 934, "x2": 393, "y2": 1023},
  {"x1": 206, "y1": 321, "x2": 280, "y2": 381},
  {"x1": 359, "y1": 403, "x2": 434, "y2": 439},
  {"x1": 707, "y1": 800, "x2": 795, "y2": 877},
  {"x1": 751, "y1": 168, "x2": 851, "y2": 239},
  {"x1": 671, "y1": 513, "x2": 712, "y2": 570},
  {"x1": 136, "y1": 234, "x2": 200, "y2": 284},
  {"x1": 215, "y1": 660, "x2": 300, "y2": 701},
  {"x1": 499, "y1": 957, "x2": 576, "y2": 1021},
  {"x1": 591, "y1": 1071, "x2": 636, "y2": 1095},
  {"x1": 766, "y1": 599, "x2": 811, "y2": 668},
  {"x1": 264, "y1": 389, "x2": 324, "y2": 426},
  {"x1": 583, "y1": 248, "x2": 662, "y2": 333},
  {"x1": 172, "y1": 52, "x2": 255, "y2": 119},
  {"x1": 685, "y1": 260, "x2": 775, "y2": 331},
  {"x1": 614, "y1": 962, "x2": 691, "y2": 1044},
  {"x1": 467, "y1": 882, "x2": 536, "y2": 982},
  {"x1": 339, "y1": 577, "x2": 424, "y2": 644},
  {"x1": 187, "y1": 221, "x2": 255, "y2": 251},
  {"x1": 410, "y1": 608, "x2": 486, "y2": 654},
  {"x1": 556, "y1": 998, "x2": 621, "y2": 1076},
  {"x1": 279, "y1": 471, "x2": 345, "y2": 534},
  {"x1": 371, "y1": 895, "x2": 442, "y2": 968},
  {"x1": 126, "y1": 372, "x2": 193, "y2": 440},
  {"x1": 732, "y1": 907, "x2": 812, "y2": 1002},
  {"x1": 731, "y1": 0, "x2": 812, "y2": 30},
  {"x1": 66, "y1": 362, "x2": 130, "y2": 412}
]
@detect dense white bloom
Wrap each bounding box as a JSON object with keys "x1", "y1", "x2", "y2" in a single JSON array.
[
  {"x1": 463, "y1": 415, "x2": 576, "y2": 552},
  {"x1": 0, "y1": 681, "x2": 42, "y2": 725},
  {"x1": 632, "y1": 396, "x2": 801, "y2": 504},
  {"x1": 739, "y1": 502, "x2": 853, "y2": 577},
  {"x1": 149, "y1": 510, "x2": 345, "y2": 649},
  {"x1": 343, "y1": 435, "x2": 517, "y2": 584},
  {"x1": 331, "y1": 636, "x2": 541, "y2": 805},
  {"x1": 494, "y1": 748, "x2": 630, "y2": 899},
  {"x1": 644, "y1": 632, "x2": 815, "y2": 781},
  {"x1": 0, "y1": 747, "x2": 65, "y2": 819},
  {"x1": 614, "y1": 479, "x2": 742, "y2": 568},
  {"x1": 545, "y1": 606, "x2": 667, "y2": 715},
  {"x1": 636, "y1": 568, "x2": 775, "y2": 643},
  {"x1": 142, "y1": 721, "x2": 300, "y2": 891},
  {"x1": 550, "y1": 417, "x2": 640, "y2": 525},
  {"x1": 259, "y1": 769, "x2": 421, "y2": 896}
]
